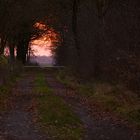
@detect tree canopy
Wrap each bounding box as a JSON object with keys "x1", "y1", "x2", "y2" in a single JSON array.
[{"x1": 0, "y1": 0, "x2": 140, "y2": 93}]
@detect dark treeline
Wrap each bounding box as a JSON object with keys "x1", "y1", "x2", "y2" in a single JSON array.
[
  {"x1": 0, "y1": 0, "x2": 70, "y2": 63},
  {"x1": 55, "y1": 0, "x2": 140, "y2": 93},
  {"x1": 0, "y1": 0, "x2": 140, "y2": 93}
]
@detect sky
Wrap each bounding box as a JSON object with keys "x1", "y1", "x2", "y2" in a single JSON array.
[
  {"x1": 30, "y1": 30, "x2": 54, "y2": 65},
  {"x1": 31, "y1": 43, "x2": 53, "y2": 66},
  {"x1": 31, "y1": 44, "x2": 52, "y2": 57},
  {"x1": 30, "y1": 22, "x2": 60, "y2": 66}
]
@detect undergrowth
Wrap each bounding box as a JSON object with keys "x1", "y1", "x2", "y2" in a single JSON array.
[
  {"x1": 0, "y1": 74, "x2": 21, "y2": 112},
  {"x1": 0, "y1": 56, "x2": 22, "y2": 112},
  {"x1": 0, "y1": 85, "x2": 11, "y2": 111},
  {"x1": 57, "y1": 69, "x2": 140, "y2": 127}
]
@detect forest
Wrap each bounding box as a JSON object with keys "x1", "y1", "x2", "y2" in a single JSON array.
[
  {"x1": 0, "y1": 0, "x2": 140, "y2": 140},
  {"x1": 0, "y1": 0, "x2": 140, "y2": 92}
]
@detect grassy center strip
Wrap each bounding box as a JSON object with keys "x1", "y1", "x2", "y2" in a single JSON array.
[{"x1": 34, "y1": 72, "x2": 83, "y2": 140}]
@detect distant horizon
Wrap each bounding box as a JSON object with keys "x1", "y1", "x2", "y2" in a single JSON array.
[{"x1": 30, "y1": 55, "x2": 54, "y2": 66}]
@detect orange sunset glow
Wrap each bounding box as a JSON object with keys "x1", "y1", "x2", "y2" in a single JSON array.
[
  {"x1": 31, "y1": 35, "x2": 53, "y2": 56},
  {"x1": 31, "y1": 22, "x2": 59, "y2": 57}
]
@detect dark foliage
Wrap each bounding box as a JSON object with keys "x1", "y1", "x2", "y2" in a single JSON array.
[{"x1": 0, "y1": 0, "x2": 140, "y2": 93}]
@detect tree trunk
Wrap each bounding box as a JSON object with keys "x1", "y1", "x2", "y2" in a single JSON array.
[
  {"x1": 72, "y1": 0, "x2": 80, "y2": 57},
  {"x1": 0, "y1": 37, "x2": 6, "y2": 55},
  {"x1": 9, "y1": 45, "x2": 15, "y2": 63},
  {"x1": 17, "y1": 40, "x2": 29, "y2": 64}
]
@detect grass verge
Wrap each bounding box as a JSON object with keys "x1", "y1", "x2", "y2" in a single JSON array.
[
  {"x1": 34, "y1": 72, "x2": 83, "y2": 140},
  {"x1": 0, "y1": 85, "x2": 11, "y2": 111},
  {"x1": 56, "y1": 69, "x2": 140, "y2": 127},
  {"x1": 0, "y1": 75, "x2": 21, "y2": 112}
]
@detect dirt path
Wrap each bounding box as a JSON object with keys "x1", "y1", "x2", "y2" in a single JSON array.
[
  {"x1": 0, "y1": 69, "x2": 140, "y2": 140},
  {"x1": 46, "y1": 73, "x2": 140, "y2": 140},
  {"x1": 0, "y1": 72, "x2": 47, "y2": 140}
]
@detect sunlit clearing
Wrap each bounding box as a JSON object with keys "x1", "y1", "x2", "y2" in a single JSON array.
[
  {"x1": 31, "y1": 22, "x2": 59, "y2": 57},
  {"x1": 30, "y1": 22, "x2": 60, "y2": 66},
  {"x1": 31, "y1": 45, "x2": 52, "y2": 56}
]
